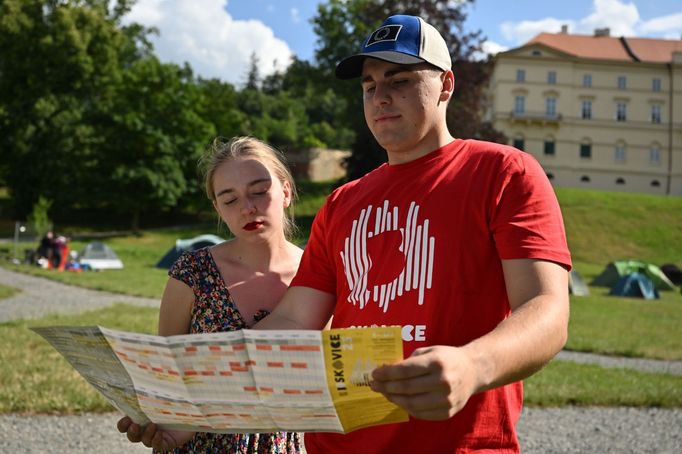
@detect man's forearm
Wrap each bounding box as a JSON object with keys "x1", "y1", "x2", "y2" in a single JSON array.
[{"x1": 462, "y1": 293, "x2": 568, "y2": 393}]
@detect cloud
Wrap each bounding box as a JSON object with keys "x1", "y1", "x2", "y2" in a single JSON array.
[
  {"x1": 501, "y1": 18, "x2": 571, "y2": 44},
  {"x1": 122, "y1": 0, "x2": 294, "y2": 86},
  {"x1": 639, "y1": 12, "x2": 682, "y2": 35},
  {"x1": 498, "y1": 0, "x2": 679, "y2": 45},
  {"x1": 580, "y1": 0, "x2": 639, "y2": 36},
  {"x1": 471, "y1": 40, "x2": 509, "y2": 61}
]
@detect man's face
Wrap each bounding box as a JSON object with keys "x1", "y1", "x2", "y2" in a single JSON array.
[{"x1": 360, "y1": 58, "x2": 446, "y2": 155}]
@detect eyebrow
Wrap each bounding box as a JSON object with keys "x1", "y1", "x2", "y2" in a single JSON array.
[
  {"x1": 361, "y1": 67, "x2": 413, "y2": 84},
  {"x1": 215, "y1": 177, "x2": 271, "y2": 198}
]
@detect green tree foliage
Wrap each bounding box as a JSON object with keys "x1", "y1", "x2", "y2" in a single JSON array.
[
  {"x1": 97, "y1": 58, "x2": 215, "y2": 232},
  {"x1": 0, "y1": 0, "x2": 149, "y2": 219},
  {"x1": 27, "y1": 196, "x2": 53, "y2": 237},
  {"x1": 0, "y1": 0, "x2": 213, "y2": 230},
  {"x1": 311, "y1": 0, "x2": 506, "y2": 179}
]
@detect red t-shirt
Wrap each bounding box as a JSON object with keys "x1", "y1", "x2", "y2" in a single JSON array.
[{"x1": 292, "y1": 139, "x2": 571, "y2": 453}]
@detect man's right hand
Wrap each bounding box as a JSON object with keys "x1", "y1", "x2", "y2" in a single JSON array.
[{"x1": 116, "y1": 416, "x2": 196, "y2": 451}]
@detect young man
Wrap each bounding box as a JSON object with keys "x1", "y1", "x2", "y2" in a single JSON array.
[{"x1": 121, "y1": 14, "x2": 570, "y2": 453}]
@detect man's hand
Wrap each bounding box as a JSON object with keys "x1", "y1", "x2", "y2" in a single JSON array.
[
  {"x1": 116, "y1": 416, "x2": 196, "y2": 451},
  {"x1": 369, "y1": 345, "x2": 478, "y2": 420}
]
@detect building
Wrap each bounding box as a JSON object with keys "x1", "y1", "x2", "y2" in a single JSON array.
[
  {"x1": 489, "y1": 27, "x2": 682, "y2": 196},
  {"x1": 285, "y1": 148, "x2": 350, "y2": 182}
]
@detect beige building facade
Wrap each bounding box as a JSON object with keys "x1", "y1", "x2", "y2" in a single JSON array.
[{"x1": 489, "y1": 29, "x2": 682, "y2": 196}]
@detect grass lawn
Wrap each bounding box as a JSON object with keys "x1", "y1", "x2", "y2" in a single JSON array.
[
  {"x1": 2, "y1": 303, "x2": 681, "y2": 414},
  {"x1": 1, "y1": 185, "x2": 681, "y2": 413},
  {"x1": 567, "y1": 288, "x2": 682, "y2": 360},
  {"x1": 0, "y1": 283, "x2": 20, "y2": 300},
  {"x1": 0, "y1": 304, "x2": 158, "y2": 414}
]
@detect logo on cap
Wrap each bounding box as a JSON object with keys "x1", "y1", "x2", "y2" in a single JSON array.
[{"x1": 366, "y1": 25, "x2": 402, "y2": 47}]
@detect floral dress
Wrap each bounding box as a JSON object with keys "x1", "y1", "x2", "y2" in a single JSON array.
[{"x1": 158, "y1": 247, "x2": 302, "y2": 454}]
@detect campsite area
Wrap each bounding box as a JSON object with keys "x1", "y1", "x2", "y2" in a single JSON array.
[{"x1": 0, "y1": 184, "x2": 681, "y2": 413}]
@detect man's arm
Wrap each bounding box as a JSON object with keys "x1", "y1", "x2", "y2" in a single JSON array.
[
  {"x1": 254, "y1": 285, "x2": 336, "y2": 330},
  {"x1": 370, "y1": 258, "x2": 569, "y2": 420}
]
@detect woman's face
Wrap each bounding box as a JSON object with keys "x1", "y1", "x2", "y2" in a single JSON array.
[{"x1": 212, "y1": 157, "x2": 290, "y2": 241}]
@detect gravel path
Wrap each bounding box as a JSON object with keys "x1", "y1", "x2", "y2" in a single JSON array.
[{"x1": 1, "y1": 266, "x2": 680, "y2": 453}]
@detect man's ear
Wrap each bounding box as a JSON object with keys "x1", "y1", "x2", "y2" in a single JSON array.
[{"x1": 439, "y1": 70, "x2": 455, "y2": 103}]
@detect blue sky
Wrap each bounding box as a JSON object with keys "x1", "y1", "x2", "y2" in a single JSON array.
[{"x1": 123, "y1": 0, "x2": 682, "y2": 85}]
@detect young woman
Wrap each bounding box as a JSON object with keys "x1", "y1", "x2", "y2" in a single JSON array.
[{"x1": 118, "y1": 136, "x2": 303, "y2": 453}]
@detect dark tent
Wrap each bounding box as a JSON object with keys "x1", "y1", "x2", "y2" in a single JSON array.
[
  {"x1": 156, "y1": 234, "x2": 224, "y2": 269},
  {"x1": 609, "y1": 272, "x2": 659, "y2": 300},
  {"x1": 592, "y1": 260, "x2": 675, "y2": 291},
  {"x1": 568, "y1": 269, "x2": 589, "y2": 296},
  {"x1": 660, "y1": 264, "x2": 682, "y2": 286}
]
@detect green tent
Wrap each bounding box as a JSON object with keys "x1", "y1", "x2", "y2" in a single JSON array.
[{"x1": 592, "y1": 260, "x2": 676, "y2": 291}]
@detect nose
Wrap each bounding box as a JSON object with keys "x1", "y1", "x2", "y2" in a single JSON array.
[
  {"x1": 372, "y1": 82, "x2": 390, "y2": 107},
  {"x1": 241, "y1": 198, "x2": 256, "y2": 215}
]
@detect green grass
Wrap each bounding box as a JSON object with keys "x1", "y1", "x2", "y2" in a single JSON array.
[
  {"x1": 557, "y1": 188, "x2": 682, "y2": 266},
  {"x1": 525, "y1": 360, "x2": 682, "y2": 407},
  {"x1": 0, "y1": 304, "x2": 158, "y2": 414},
  {"x1": 567, "y1": 289, "x2": 682, "y2": 360},
  {"x1": 0, "y1": 283, "x2": 20, "y2": 300},
  {"x1": 1, "y1": 185, "x2": 681, "y2": 413}
]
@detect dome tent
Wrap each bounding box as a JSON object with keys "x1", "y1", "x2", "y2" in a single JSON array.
[
  {"x1": 155, "y1": 234, "x2": 224, "y2": 269},
  {"x1": 592, "y1": 260, "x2": 675, "y2": 291},
  {"x1": 609, "y1": 272, "x2": 659, "y2": 300},
  {"x1": 79, "y1": 241, "x2": 124, "y2": 270}
]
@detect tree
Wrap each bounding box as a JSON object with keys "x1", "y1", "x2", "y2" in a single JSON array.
[
  {"x1": 97, "y1": 58, "x2": 215, "y2": 232},
  {"x1": 311, "y1": 0, "x2": 506, "y2": 179},
  {"x1": 0, "y1": 0, "x2": 151, "y2": 218}
]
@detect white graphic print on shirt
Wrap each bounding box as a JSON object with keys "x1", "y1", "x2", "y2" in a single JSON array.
[{"x1": 339, "y1": 200, "x2": 435, "y2": 313}]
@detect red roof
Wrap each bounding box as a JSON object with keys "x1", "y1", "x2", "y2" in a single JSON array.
[{"x1": 525, "y1": 32, "x2": 682, "y2": 63}]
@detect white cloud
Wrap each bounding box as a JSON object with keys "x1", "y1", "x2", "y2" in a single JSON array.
[
  {"x1": 580, "y1": 0, "x2": 639, "y2": 36},
  {"x1": 122, "y1": 0, "x2": 294, "y2": 86},
  {"x1": 639, "y1": 12, "x2": 682, "y2": 35},
  {"x1": 498, "y1": 0, "x2": 680, "y2": 46},
  {"x1": 472, "y1": 40, "x2": 509, "y2": 61},
  {"x1": 501, "y1": 18, "x2": 572, "y2": 44}
]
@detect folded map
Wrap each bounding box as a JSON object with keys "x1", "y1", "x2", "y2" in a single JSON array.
[{"x1": 32, "y1": 325, "x2": 408, "y2": 433}]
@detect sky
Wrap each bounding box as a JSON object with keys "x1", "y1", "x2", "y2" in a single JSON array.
[{"x1": 121, "y1": 0, "x2": 682, "y2": 86}]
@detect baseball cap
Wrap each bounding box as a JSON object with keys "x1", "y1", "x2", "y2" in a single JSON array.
[{"x1": 335, "y1": 15, "x2": 452, "y2": 79}]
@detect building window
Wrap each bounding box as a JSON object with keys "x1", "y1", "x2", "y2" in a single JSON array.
[
  {"x1": 652, "y1": 78, "x2": 661, "y2": 92},
  {"x1": 616, "y1": 103, "x2": 627, "y2": 122},
  {"x1": 581, "y1": 175, "x2": 591, "y2": 182},
  {"x1": 581, "y1": 100, "x2": 592, "y2": 119},
  {"x1": 546, "y1": 97, "x2": 557, "y2": 117},
  {"x1": 548, "y1": 71, "x2": 557, "y2": 84},
  {"x1": 651, "y1": 180, "x2": 661, "y2": 187},
  {"x1": 544, "y1": 140, "x2": 555, "y2": 156},
  {"x1": 651, "y1": 105, "x2": 662, "y2": 124},
  {"x1": 617, "y1": 76, "x2": 627, "y2": 89},
  {"x1": 650, "y1": 146, "x2": 661, "y2": 165},
  {"x1": 516, "y1": 69, "x2": 525, "y2": 82},
  {"x1": 580, "y1": 144, "x2": 592, "y2": 159},
  {"x1": 616, "y1": 177, "x2": 626, "y2": 185},
  {"x1": 514, "y1": 96, "x2": 525, "y2": 114},
  {"x1": 583, "y1": 74, "x2": 592, "y2": 87},
  {"x1": 532, "y1": 50, "x2": 542, "y2": 56},
  {"x1": 615, "y1": 144, "x2": 626, "y2": 162},
  {"x1": 513, "y1": 138, "x2": 525, "y2": 151}
]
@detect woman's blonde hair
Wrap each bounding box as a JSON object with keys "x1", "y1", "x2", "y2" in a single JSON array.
[{"x1": 200, "y1": 136, "x2": 298, "y2": 238}]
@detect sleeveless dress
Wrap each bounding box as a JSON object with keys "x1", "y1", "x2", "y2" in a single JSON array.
[{"x1": 158, "y1": 247, "x2": 302, "y2": 454}]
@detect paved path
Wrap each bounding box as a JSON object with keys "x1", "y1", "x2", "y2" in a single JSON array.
[
  {"x1": 0, "y1": 266, "x2": 159, "y2": 322},
  {"x1": 0, "y1": 266, "x2": 680, "y2": 453}
]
